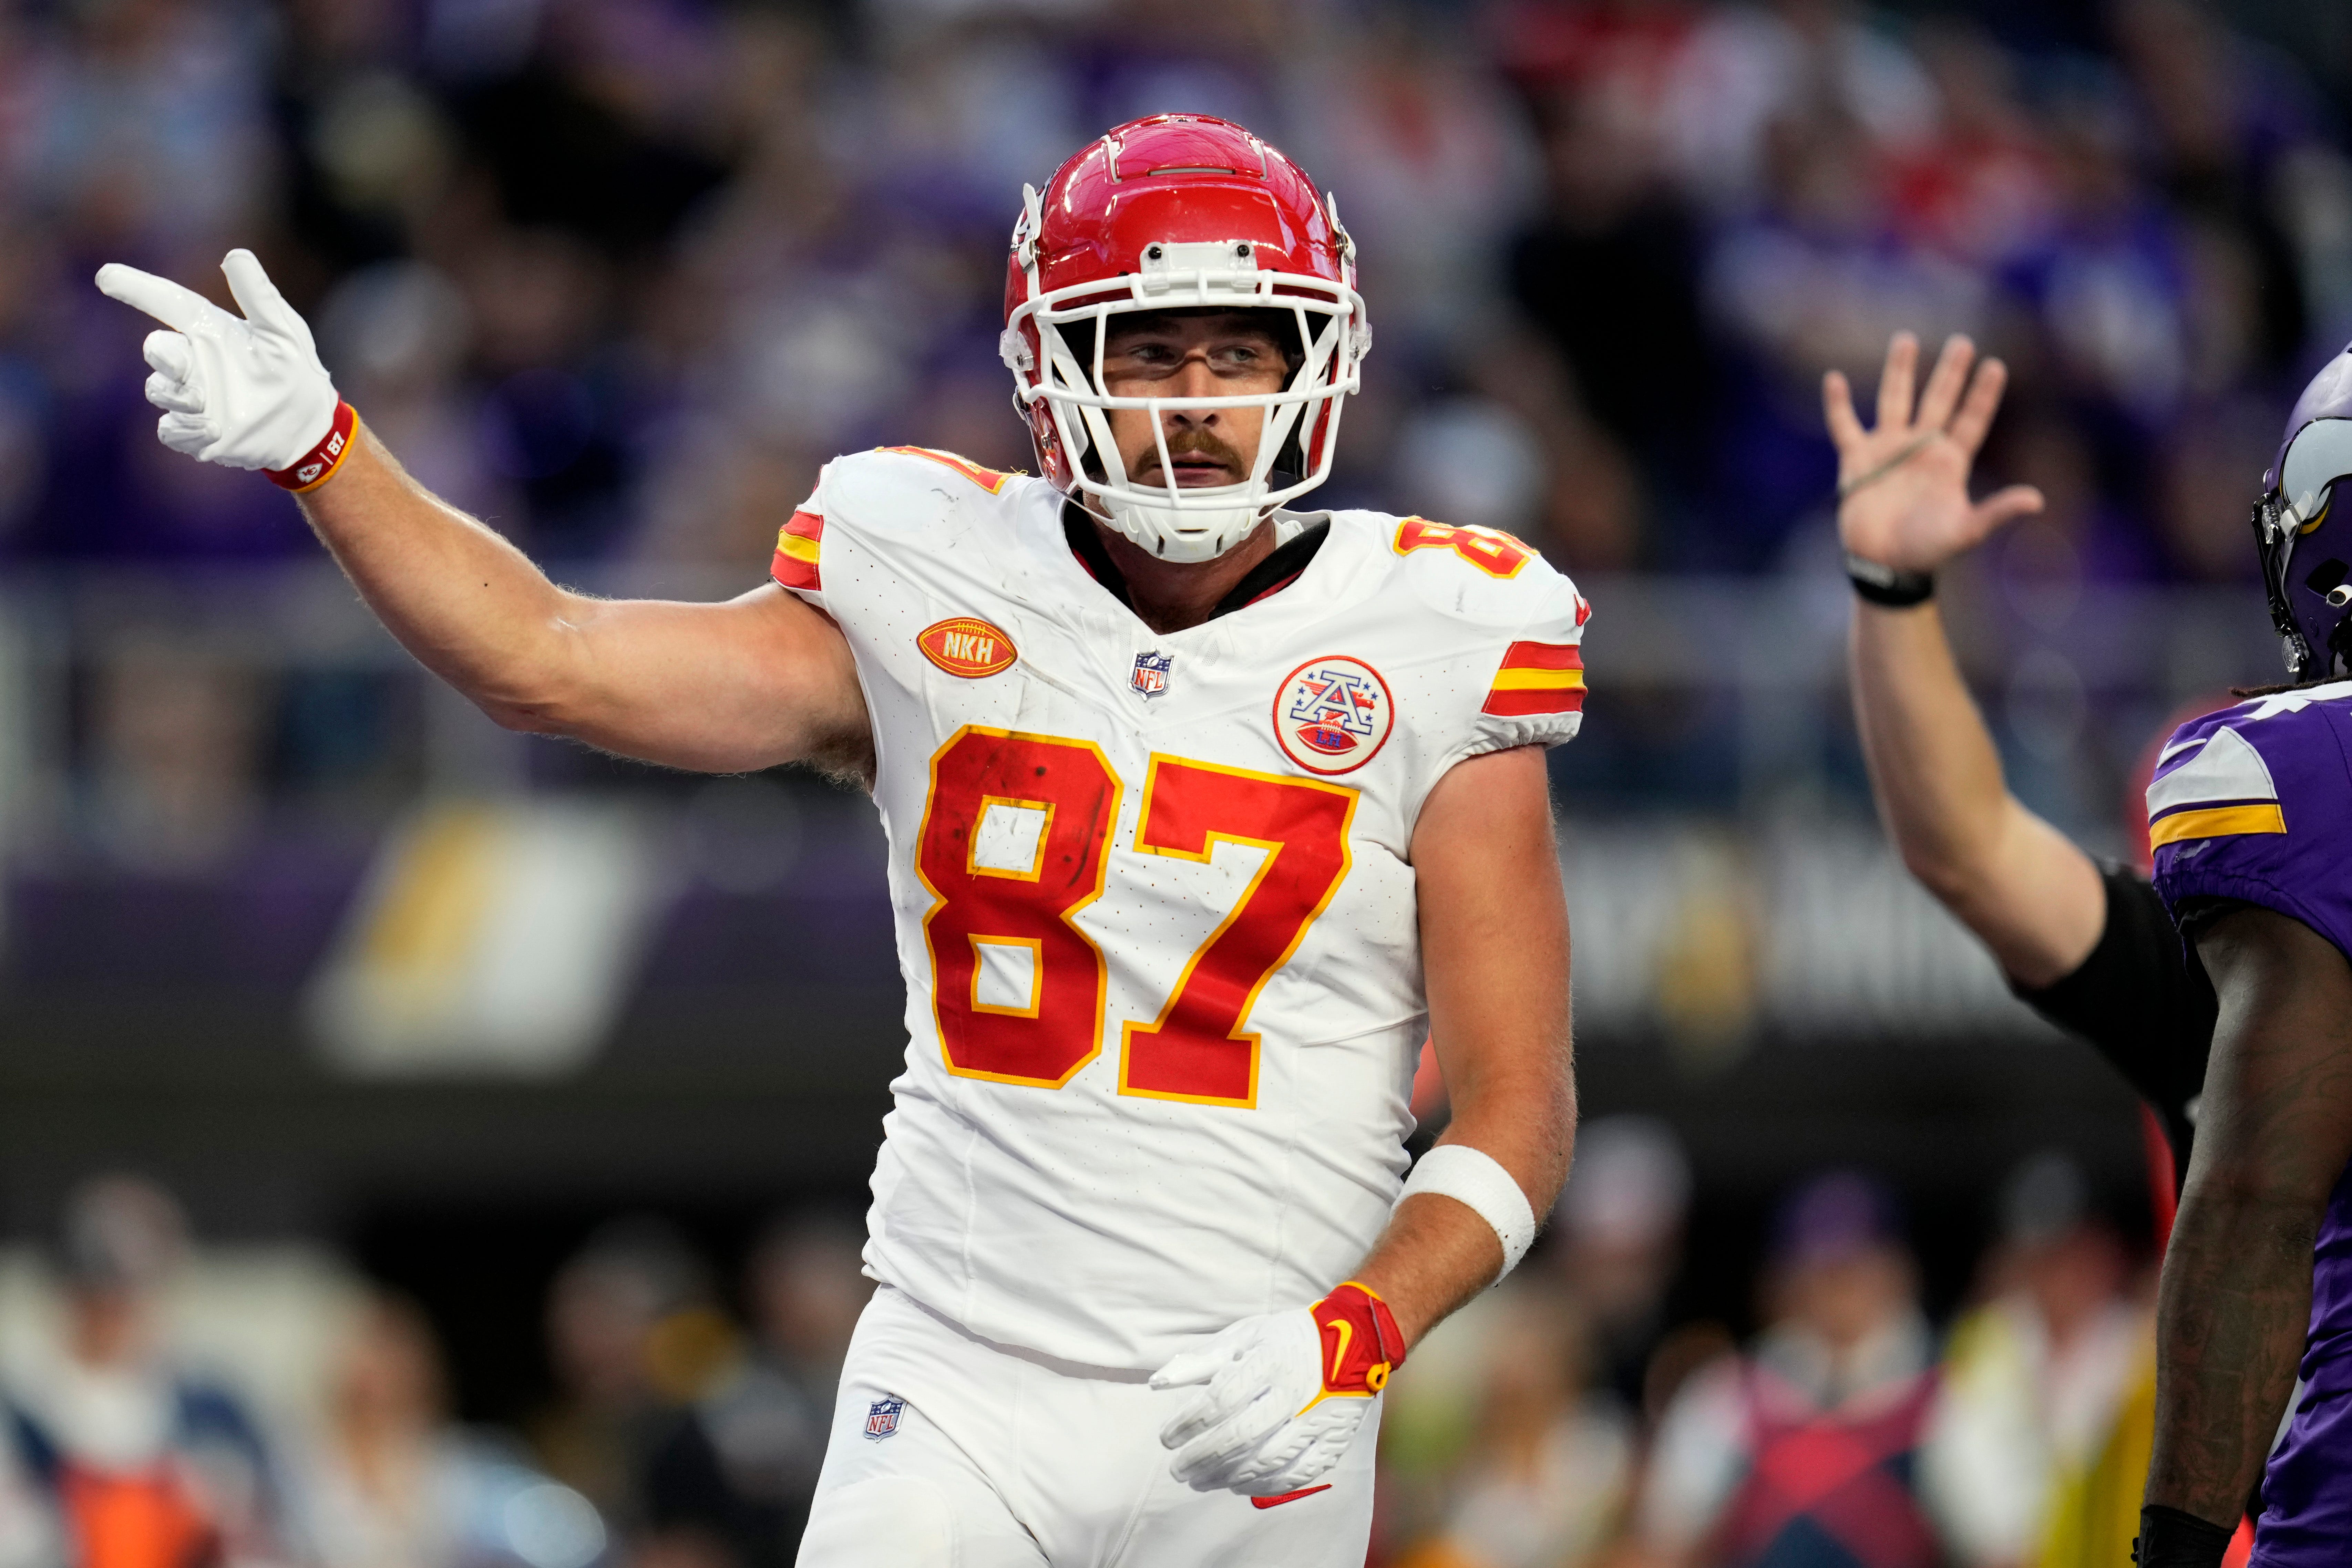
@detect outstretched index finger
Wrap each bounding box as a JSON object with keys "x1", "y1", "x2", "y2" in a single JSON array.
[
  {"x1": 95, "y1": 264, "x2": 225, "y2": 336},
  {"x1": 1822, "y1": 369, "x2": 1866, "y2": 453},
  {"x1": 220, "y1": 248, "x2": 298, "y2": 335}
]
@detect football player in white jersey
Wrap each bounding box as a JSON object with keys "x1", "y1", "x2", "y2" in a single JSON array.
[{"x1": 96, "y1": 113, "x2": 1586, "y2": 1566}]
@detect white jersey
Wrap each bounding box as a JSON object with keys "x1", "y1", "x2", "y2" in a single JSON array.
[{"x1": 770, "y1": 446, "x2": 1587, "y2": 1370}]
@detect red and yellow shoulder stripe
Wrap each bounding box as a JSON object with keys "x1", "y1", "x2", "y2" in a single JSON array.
[
  {"x1": 877, "y1": 446, "x2": 1015, "y2": 495},
  {"x1": 772, "y1": 508, "x2": 824, "y2": 591},
  {"x1": 1482, "y1": 640, "x2": 1584, "y2": 717}
]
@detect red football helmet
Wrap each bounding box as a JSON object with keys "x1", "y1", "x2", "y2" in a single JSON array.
[{"x1": 1002, "y1": 114, "x2": 1370, "y2": 561}]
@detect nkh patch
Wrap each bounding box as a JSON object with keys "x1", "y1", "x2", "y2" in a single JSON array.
[
  {"x1": 864, "y1": 1396, "x2": 906, "y2": 1440},
  {"x1": 1132, "y1": 650, "x2": 1174, "y2": 697},
  {"x1": 1273, "y1": 655, "x2": 1394, "y2": 776}
]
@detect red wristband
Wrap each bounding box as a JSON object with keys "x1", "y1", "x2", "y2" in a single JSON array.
[
  {"x1": 267, "y1": 401, "x2": 358, "y2": 492},
  {"x1": 1311, "y1": 1281, "x2": 1406, "y2": 1396}
]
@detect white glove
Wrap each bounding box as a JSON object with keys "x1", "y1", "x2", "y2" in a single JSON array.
[
  {"x1": 95, "y1": 249, "x2": 339, "y2": 473},
  {"x1": 1150, "y1": 1282, "x2": 1404, "y2": 1497}
]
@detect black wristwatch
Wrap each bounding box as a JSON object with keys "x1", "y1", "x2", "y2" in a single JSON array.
[{"x1": 1845, "y1": 552, "x2": 1934, "y2": 608}]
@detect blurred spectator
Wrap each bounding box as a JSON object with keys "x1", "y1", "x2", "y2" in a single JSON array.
[
  {"x1": 1548, "y1": 1115, "x2": 1693, "y2": 1412},
  {"x1": 315, "y1": 261, "x2": 509, "y2": 525},
  {"x1": 302, "y1": 1293, "x2": 606, "y2": 1568},
  {"x1": 1662, "y1": 0, "x2": 1941, "y2": 213},
  {"x1": 1393, "y1": 1278, "x2": 1633, "y2": 1568},
  {"x1": 1640, "y1": 1170, "x2": 1955, "y2": 1568},
  {"x1": 528, "y1": 1219, "x2": 740, "y2": 1568},
  {"x1": 679, "y1": 1213, "x2": 871, "y2": 1568},
  {"x1": 0, "y1": 1177, "x2": 291, "y2": 1568},
  {"x1": 1924, "y1": 1154, "x2": 2152, "y2": 1568},
  {"x1": 0, "y1": 1416, "x2": 61, "y2": 1568},
  {"x1": 1981, "y1": 405, "x2": 2167, "y2": 610},
  {"x1": 1507, "y1": 77, "x2": 1709, "y2": 558},
  {"x1": 83, "y1": 638, "x2": 264, "y2": 869},
  {"x1": 1700, "y1": 106, "x2": 1986, "y2": 568}
]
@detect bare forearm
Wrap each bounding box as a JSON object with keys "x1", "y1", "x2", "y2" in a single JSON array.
[
  {"x1": 1850, "y1": 602, "x2": 2006, "y2": 875},
  {"x1": 1352, "y1": 1193, "x2": 1507, "y2": 1346},
  {"x1": 1376, "y1": 745, "x2": 1576, "y2": 1343},
  {"x1": 296, "y1": 429, "x2": 585, "y2": 725},
  {"x1": 1849, "y1": 601, "x2": 2101, "y2": 984},
  {"x1": 2147, "y1": 1183, "x2": 2313, "y2": 1523},
  {"x1": 1353, "y1": 1080, "x2": 1572, "y2": 1345}
]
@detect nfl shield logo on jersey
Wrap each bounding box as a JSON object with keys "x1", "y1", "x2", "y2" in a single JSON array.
[
  {"x1": 864, "y1": 1396, "x2": 905, "y2": 1440},
  {"x1": 1131, "y1": 650, "x2": 1174, "y2": 698},
  {"x1": 1274, "y1": 656, "x2": 1396, "y2": 776}
]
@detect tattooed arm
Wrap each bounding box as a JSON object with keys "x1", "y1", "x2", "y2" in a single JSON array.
[{"x1": 2146, "y1": 905, "x2": 2352, "y2": 1526}]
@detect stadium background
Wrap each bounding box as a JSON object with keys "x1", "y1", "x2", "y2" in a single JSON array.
[{"x1": 0, "y1": 0, "x2": 2344, "y2": 1562}]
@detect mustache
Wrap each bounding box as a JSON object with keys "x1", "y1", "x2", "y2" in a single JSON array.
[{"x1": 1134, "y1": 430, "x2": 1246, "y2": 474}]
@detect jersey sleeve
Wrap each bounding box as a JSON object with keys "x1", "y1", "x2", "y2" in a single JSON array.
[
  {"x1": 1462, "y1": 569, "x2": 1589, "y2": 757},
  {"x1": 768, "y1": 472, "x2": 829, "y2": 611},
  {"x1": 2010, "y1": 864, "x2": 2212, "y2": 1171},
  {"x1": 2149, "y1": 697, "x2": 2352, "y2": 966}
]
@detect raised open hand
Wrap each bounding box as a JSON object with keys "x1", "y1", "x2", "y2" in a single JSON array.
[{"x1": 1824, "y1": 332, "x2": 2043, "y2": 576}]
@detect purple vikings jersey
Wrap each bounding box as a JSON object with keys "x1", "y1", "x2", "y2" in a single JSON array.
[{"x1": 2149, "y1": 680, "x2": 2352, "y2": 1563}]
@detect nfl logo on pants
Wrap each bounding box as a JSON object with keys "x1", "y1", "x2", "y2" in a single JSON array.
[
  {"x1": 1131, "y1": 650, "x2": 1173, "y2": 697},
  {"x1": 864, "y1": 1396, "x2": 904, "y2": 1440}
]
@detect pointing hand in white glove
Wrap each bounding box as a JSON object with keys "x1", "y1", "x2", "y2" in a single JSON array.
[
  {"x1": 95, "y1": 249, "x2": 347, "y2": 484},
  {"x1": 1150, "y1": 1281, "x2": 1405, "y2": 1498}
]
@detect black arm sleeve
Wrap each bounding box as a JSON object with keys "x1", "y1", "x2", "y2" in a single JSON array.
[{"x1": 2010, "y1": 863, "x2": 2215, "y2": 1174}]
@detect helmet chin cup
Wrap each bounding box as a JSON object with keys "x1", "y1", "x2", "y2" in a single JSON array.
[{"x1": 1101, "y1": 492, "x2": 1263, "y2": 561}]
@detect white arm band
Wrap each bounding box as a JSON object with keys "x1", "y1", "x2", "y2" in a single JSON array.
[{"x1": 1397, "y1": 1144, "x2": 1538, "y2": 1279}]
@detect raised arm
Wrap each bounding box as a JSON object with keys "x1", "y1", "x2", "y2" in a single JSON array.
[
  {"x1": 95, "y1": 250, "x2": 869, "y2": 776},
  {"x1": 1828, "y1": 332, "x2": 2096, "y2": 987},
  {"x1": 2145, "y1": 907, "x2": 2352, "y2": 1536},
  {"x1": 296, "y1": 433, "x2": 865, "y2": 773}
]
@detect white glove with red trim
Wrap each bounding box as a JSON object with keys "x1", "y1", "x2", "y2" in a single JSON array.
[
  {"x1": 1149, "y1": 1281, "x2": 1405, "y2": 1497},
  {"x1": 95, "y1": 249, "x2": 352, "y2": 488}
]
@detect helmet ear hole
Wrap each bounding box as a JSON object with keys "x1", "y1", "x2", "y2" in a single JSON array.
[{"x1": 2306, "y1": 558, "x2": 2350, "y2": 596}]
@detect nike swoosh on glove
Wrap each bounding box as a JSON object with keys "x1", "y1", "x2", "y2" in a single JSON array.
[
  {"x1": 1149, "y1": 1281, "x2": 1405, "y2": 1497},
  {"x1": 94, "y1": 249, "x2": 339, "y2": 473}
]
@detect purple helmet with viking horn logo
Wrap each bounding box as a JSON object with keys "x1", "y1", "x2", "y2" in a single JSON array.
[{"x1": 2255, "y1": 345, "x2": 2352, "y2": 682}]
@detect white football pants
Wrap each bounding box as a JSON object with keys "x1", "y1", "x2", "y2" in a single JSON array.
[{"x1": 796, "y1": 1286, "x2": 1378, "y2": 1567}]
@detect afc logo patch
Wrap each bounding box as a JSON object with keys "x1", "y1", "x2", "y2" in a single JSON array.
[
  {"x1": 1131, "y1": 650, "x2": 1174, "y2": 698},
  {"x1": 1274, "y1": 656, "x2": 1395, "y2": 776},
  {"x1": 864, "y1": 1395, "x2": 906, "y2": 1440}
]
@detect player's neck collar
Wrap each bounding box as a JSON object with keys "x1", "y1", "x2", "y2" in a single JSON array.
[{"x1": 1060, "y1": 502, "x2": 1331, "y2": 623}]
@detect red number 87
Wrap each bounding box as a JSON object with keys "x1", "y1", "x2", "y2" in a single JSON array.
[{"x1": 914, "y1": 728, "x2": 1357, "y2": 1108}]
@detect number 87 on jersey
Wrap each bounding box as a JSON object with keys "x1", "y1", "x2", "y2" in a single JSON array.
[{"x1": 915, "y1": 728, "x2": 1356, "y2": 1110}]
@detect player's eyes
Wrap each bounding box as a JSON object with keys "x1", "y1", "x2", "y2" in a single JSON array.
[{"x1": 1102, "y1": 341, "x2": 1278, "y2": 375}]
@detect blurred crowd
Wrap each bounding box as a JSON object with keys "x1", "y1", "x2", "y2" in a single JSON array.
[
  {"x1": 0, "y1": 1179, "x2": 876, "y2": 1568},
  {"x1": 0, "y1": 0, "x2": 2341, "y2": 866},
  {"x1": 3, "y1": 0, "x2": 2346, "y2": 583},
  {"x1": 1382, "y1": 1125, "x2": 2159, "y2": 1568},
  {"x1": 0, "y1": 1131, "x2": 2165, "y2": 1568},
  {"x1": 0, "y1": 0, "x2": 2331, "y2": 884}
]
